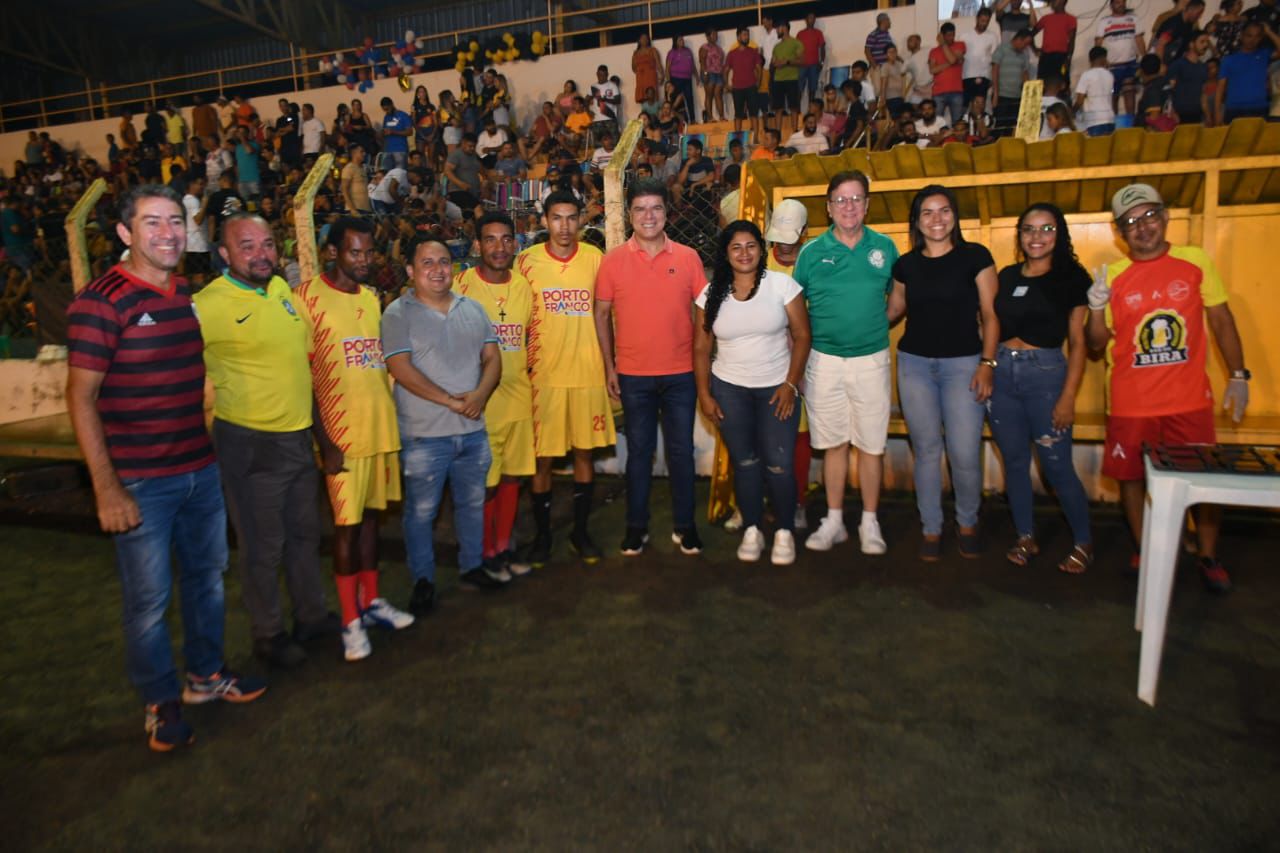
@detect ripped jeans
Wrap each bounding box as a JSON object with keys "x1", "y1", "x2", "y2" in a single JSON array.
[
  {"x1": 711, "y1": 375, "x2": 799, "y2": 531},
  {"x1": 987, "y1": 346, "x2": 1091, "y2": 545}
]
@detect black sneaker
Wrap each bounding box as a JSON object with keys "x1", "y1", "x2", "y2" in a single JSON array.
[
  {"x1": 253, "y1": 632, "x2": 307, "y2": 668},
  {"x1": 621, "y1": 527, "x2": 649, "y2": 556},
  {"x1": 1199, "y1": 557, "x2": 1233, "y2": 594},
  {"x1": 409, "y1": 579, "x2": 437, "y2": 616},
  {"x1": 524, "y1": 532, "x2": 552, "y2": 568},
  {"x1": 293, "y1": 610, "x2": 342, "y2": 644},
  {"x1": 145, "y1": 700, "x2": 194, "y2": 753},
  {"x1": 500, "y1": 549, "x2": 533, "y2": 577},
  {"x1": 671, "y1": 527, "x2": 703, "y2": 555},
  {"x1": 570, "y1": 530, "x2": 603, "y2": 564},
  {"x1": 459, "y1": 566, "x2": 508, "y2": 591}
]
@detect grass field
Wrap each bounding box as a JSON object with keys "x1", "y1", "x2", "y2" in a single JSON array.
[{"x1": 2, "y1": 480, "x2": 1279, "y2": 850}]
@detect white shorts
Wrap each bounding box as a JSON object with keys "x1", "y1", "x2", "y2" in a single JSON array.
[{"x1": 804, "y1": 347, "x2": 892, "y2": 454}]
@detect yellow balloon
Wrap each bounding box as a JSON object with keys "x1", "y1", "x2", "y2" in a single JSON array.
[
  {"x1": 511, "y1": 49, "x2": 520, "y2": 59},
  {"x1": 398, "y1": 74, "x2": 412, "y2": 91},
  {"x1": 469, "y1": 40, "x2": 480, "y2": 50},
  {"x1": 503, "y1": 33, "x2": 515, "y2": 45}
]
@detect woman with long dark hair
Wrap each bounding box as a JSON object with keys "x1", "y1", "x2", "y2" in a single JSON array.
[
  {"x1": 694, "y1": 221, "x2": 811, "y2": 565},
  {"x1": 888, "y1": 185, "x2": 999, "y2": 561},
  {"x1": 412, "y1": 85, "x2": 436, "y2": 154},
  {"x1": 989, "y1": 203, "x2": 1093, "y2": 572}
]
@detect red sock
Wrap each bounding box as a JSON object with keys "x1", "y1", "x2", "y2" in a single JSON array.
[
  {"x1": 495, "y1": 480, "x2": 520, "y2": 554},
  {"x1": 336, "y1": 574, "x2": 360, "y2": 626},
  {"x1": 794, "y1": 430, "x2": 812, "y2": 504},
  {"x1": 357, "y1": 570, "x2": 379, "y2": 610},
  {"x1": 483, "y1": 495, "x2": 498, "y2": 558}
]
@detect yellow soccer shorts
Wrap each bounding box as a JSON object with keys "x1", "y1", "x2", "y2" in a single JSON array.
[
  {"x1": 325, "y1": 451, "x2": 402, "y2": 526},
  {"x1": 531, "y1": 384, "x2": 617, "y2": 458},
  {"x1": 486, "y1": 417, "x2": 536, "y2": 487}
]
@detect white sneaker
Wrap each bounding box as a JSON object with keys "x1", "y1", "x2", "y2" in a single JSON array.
[
  {"x1": 771, "y1": 529, "x2": 796, "y2": 565},
  {"x1": 794, "y1": 505, "x2": 808, "y2": 531},
  {"x1": 804, "y1": 515, "x2": 848, "y2": 551},
  {"x1": 342, "y1": 618, "x2": 371, "y2": 662},
  {"x1": 859, "y1": 517, "x2": 887, "y2": 555},
  {"x1": 361, "y1": 597, "x2": 416, "y2": 630},
  {"x1": 724, "y1": 508, "x2": 744, "y2": 532},
  {"x1": 737, "y1": 526, "x2": 765, "y2": 562}
]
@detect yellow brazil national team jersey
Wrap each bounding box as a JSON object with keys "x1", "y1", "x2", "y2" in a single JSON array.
[
  {"x1": 294, "y1": 274, "x2": 400, "y2": 457},
  {"x1": 516, "y1": 241, "x2": 606, "y2": 389},
  {"x1": 194, "y1": 273, "x2": 312, "y2": 432},
  {"x1": 455, "y1": 266, "x2": 533, "y2": 426}
]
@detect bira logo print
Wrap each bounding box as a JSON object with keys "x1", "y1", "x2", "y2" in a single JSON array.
[
  {"x1": 342, "y1": 337, "x2": 385, "y2": 368},
  {"x1": 1132, "y1": 310, "x2": 1188, "y2": 367},
  {"x1": 541, "y1": 288, "x2": 591, "y2": 315},
  {"x1": 492, "y1": 322, "x2": 525, "y2": 352}
]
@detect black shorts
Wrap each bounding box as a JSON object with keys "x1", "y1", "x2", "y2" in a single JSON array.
[
  {"x1": 771, "y1": 80, "x2": 800, "y2": 113},
  {"x1": 963, "y1": 77, "x2": 991, "y2": 104},
  {"x1": 731, "y1": 88, "x2": 758, "y2": 118}
]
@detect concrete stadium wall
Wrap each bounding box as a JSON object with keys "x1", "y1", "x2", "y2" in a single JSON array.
[{"x1": 1, "y1": 0, "x2": 1138, "y2": 171}]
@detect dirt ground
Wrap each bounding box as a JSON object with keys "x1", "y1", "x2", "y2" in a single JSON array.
[{"x1": 2, "y1": 477, "x2": 1278, "y2": 850}]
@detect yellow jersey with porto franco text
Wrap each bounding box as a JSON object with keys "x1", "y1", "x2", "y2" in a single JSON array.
[
  {"x1": 294, "y1": 274, "x2": 400, "y2": 457},
  {"x1": 1103, "y1": 245, "x2": 1228, "y2": 417},
  {"x1": 516, "y1": 241, "x2": 606, "y2": 389},
  {"x1": 454, "y1": 266, "x2": 533, "y2": 426},
  {"x1": 193, "y1": 273, "x2": 312, "y2": 432}
]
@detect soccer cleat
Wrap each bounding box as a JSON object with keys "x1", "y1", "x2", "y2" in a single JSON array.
[
  {"x1": 145, "y1": 701, "x2": 194, "y2": 752},
  {"x1": 804, "y1": 516, "x2": 848, "y2": 552},
  {"x1": 793, "y1": 505, "x2": 808, "y2": 531},
  {"x1": 1199, "y1": 557, "x2": 1233, "y2": 594},
  {"x1": 671, "y1": 527, "x2": 703, "y2": 555},
  {"x1": 342, "y1": 618, "x2": 372, "y2": 661},
  {"x1": 499, "y1": 550, "x2": 534, "y2": 577},
  {"x1": 361, "y1": 597, "x2": 415, "y2": 631},
  {"x1": 524, "y1": 532, "x2": 552, "y2": 568},
  {"x1": 569, "y1": 530, "x2": 603, "y2": 564},
  {"x1": 737, "y1": 526, "x2": 765, "y2": 562},
  {"x1": 621, "y1": 528, "x2": 650, "y2": 556},
  {"x1": 484, "y1": 557, "x2": 513, "y2": 583},
  {"x1": 858, "y1": 516, "x2": 887, "y2": 555},
  {"x1": 182, "y1": 670, "x2": 267, "y2": 705},
  {"x1": 253, "y1": 632, "x2": 307, "y2": 669},
  {"x1": 771, "y1": 529, "x2": 797, "y2": 566}
]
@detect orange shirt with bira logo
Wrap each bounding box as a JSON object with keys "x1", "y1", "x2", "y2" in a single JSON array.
[
  {"x1": 596, "y1": 235, "x2": 706, "y2": 376},
  {"x1": 1103, "y1": 245, "x2": 1228, "y2": 417}
]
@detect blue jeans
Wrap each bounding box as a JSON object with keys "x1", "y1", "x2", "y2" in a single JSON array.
[
  {"x1": 934, "y1": 91, "x2": 965, "y2": 126},
  {"x1": 673, "y1": 77, "x2": 696, "y2": 122},
  {"x1": 382, "y1": 150, "x2": 408, "y2": 170},
  {"x1": 619, "y1": 372, "x2": 697, "y2": 531},
  {"x1": 987, "y1": 346, "x2": 1092, "y2": 545},
  {"x1": 711, "y1": 375, "x2": 799, "y2": 530},
  {"x1": 799, "y1": 64, "x2": 822, "y2": 105},
  {"x1": 115, "y1": 463, "x2": 228, "y2": 705},
  {"x1": 1085, "y1": 123, "x2": 1115, "y2": 137},
  {"x1": 401, "y1": 431, "x2": 491, "y2": 583},
  {"x1": 897, "y1": 350, "x2": 987, "y2": 535}
]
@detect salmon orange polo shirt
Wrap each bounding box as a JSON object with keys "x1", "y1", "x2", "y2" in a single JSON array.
[{"x1": 596, "y1": 234, "x2": 707, "y2": 376}]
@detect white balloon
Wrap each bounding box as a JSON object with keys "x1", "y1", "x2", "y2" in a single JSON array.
[
  {"x1": 336, "y1": 73, "x2": 348, "y2": 83},
  {"x1": 405, "y1": 29, "x2": 415, "y2": 42}
]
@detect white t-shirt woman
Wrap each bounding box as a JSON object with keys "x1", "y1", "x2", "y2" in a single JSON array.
[{"x1": 695, "y1": 269, "x2": 803, "y2": 388}]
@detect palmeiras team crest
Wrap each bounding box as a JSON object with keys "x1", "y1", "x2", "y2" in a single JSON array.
[{"x1": 1132, "y1": 309, "x2": 1187, "y2": 367}]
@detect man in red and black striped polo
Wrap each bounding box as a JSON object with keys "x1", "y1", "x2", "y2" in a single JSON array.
[{"x1": 66, "y1": 184, "x2": 265, "y2": 754}]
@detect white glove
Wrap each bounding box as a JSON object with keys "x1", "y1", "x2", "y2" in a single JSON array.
[
  {"x1": 1087, "y1": 264, "x2": 1111, "y2": 311},
  {"x1": 1223, "y1": 378, "x2": 1249, "y2": 423}
]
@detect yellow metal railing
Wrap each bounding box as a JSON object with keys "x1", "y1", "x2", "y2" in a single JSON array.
[{"x1": 0, "y1": 0, "x2": 774, "y2": 132}]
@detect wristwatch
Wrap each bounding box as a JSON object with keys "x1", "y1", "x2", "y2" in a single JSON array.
[
  {"x1": 980, "y1": 358, "x2": 998, "y2": 369},
  {"x1": 1231, "y1": 368, "x2": 1252, "y2": 381}
]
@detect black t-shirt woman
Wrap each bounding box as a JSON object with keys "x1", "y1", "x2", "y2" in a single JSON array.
[
  {"x1": 989, "y1": 202, "x2": 1093, "y2": 573},
  {"x1": 887, "y1": 184, "x2": 999, "y2": 561}
]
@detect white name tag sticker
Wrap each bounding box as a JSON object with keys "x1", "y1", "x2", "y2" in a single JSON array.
[{"x1": 1012, "y1": 286, "x2": 1029, "y2": 297}]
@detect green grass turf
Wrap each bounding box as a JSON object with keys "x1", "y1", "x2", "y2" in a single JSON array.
[{"x1": 2, "y1": 482, "x2": 1279, "y2": 849}]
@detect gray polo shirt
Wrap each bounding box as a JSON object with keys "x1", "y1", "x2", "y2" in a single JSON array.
[{"x1": 382, "y1": 290, "x2": 497, "y2": 438}]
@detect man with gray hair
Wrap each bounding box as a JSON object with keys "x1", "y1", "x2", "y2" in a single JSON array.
[{"x1": 866, "y1": 13, "x2": 896, "y2": 66}]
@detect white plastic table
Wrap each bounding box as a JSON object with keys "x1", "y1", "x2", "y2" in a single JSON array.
[{"x1": 1135, "y1": 451, "x2": 1280, "y2": 706}]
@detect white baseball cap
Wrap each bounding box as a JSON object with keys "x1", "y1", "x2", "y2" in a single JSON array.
[
  {"x1": 1112, "y1": 183, "x2": 1163, "y2": 220},
  {"x1": 765, "y1": 198, "x2": 808, "y2": 244}
]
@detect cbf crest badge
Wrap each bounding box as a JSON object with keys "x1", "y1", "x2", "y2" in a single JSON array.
[
  {"x1": 868, "y1": 248, "x2": 886, "y2": 269},
  {"x1": 282, "y1": 299, "x2": 298, "y2": 317}
]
